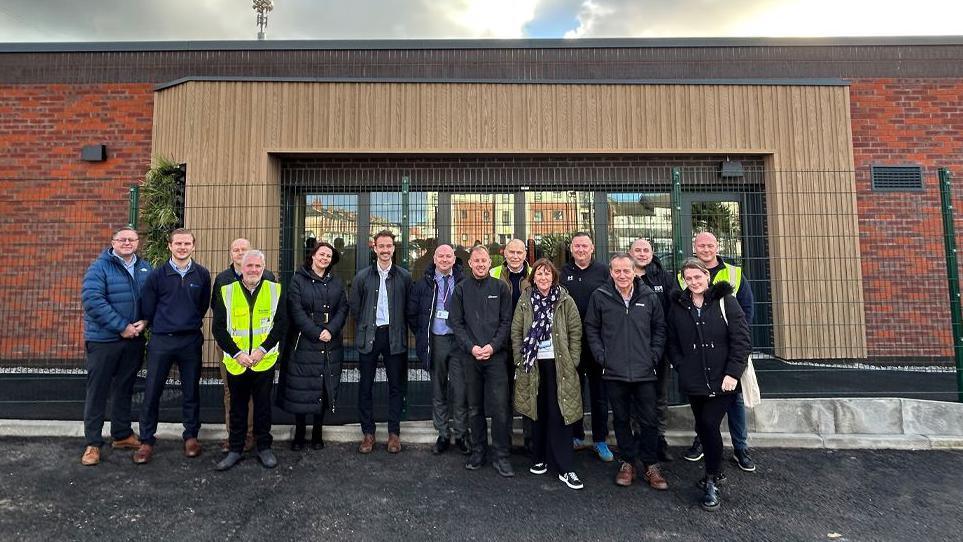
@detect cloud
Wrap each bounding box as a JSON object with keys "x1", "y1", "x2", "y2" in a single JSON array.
[
  {"x1": 565, "y1": 0, "x2": 963, "y2": 38},
  {"x1": 0, "y1": 0, "x2": 539, "y2": 42}
]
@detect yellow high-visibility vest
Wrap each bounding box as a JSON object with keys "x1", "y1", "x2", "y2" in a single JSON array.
[
  {"x1": 677, "y1": 262, "x2": 743, "y2": 293},
  {"x1": 221, "y1": 280, "x2": 281, "y2": 375}
]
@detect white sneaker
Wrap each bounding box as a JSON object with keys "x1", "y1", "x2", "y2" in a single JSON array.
[
  {"x1": 559, "y1": 472, "x2": 584, "y2": 490},
  {"x1": 529, "y1": 462, "x2": 548, "y2": 475}
]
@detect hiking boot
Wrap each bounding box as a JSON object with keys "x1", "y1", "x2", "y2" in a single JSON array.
[
  {"x1": 643, "y1": 464, "x2": 669, "y2": 490},
  {"x1": 81, "y1": 446, "x2": 100, "y2": 466},
  {"x1": 615, "y1": 461, "x2": 635, "y2": 486}
]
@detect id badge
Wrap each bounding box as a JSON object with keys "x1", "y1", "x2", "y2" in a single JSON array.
[{"x1": 436, "y1": 310, "x2": 449, "y2": 320}]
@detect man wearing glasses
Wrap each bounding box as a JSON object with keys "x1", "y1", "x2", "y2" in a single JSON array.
[{"x1": 79, "y1": 227, "x2": 152, "y2": 465}]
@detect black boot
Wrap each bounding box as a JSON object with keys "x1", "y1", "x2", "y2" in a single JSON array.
[
  {"x1": 311, "y1": 415, "x2": 325, "y2": 450},
  {"x1": 701, "y1": 478, "x2": 720, "y2": 511},
  {"x1": 291, "y1": 415, "x2": 306, "y2": 451}
]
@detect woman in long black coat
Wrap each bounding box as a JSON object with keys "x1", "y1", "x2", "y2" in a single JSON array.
[
  {"x1": 666, "y1": 257, "x2": 751, "y2": 511},
  {"x1": 279, "y1": 241, "x2": 348, "y2": 450}
]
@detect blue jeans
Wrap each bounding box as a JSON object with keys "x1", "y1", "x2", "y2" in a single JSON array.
[
  {"x1": 138, "y1": 332, "x2": 203, "y2": 445},
  {"x1": 726, "y1": 393, "x2": 748, "y2": 451}
]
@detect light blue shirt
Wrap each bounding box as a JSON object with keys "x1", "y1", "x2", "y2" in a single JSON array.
[
  {"x1": 112, "y1": 250, "x2": 136, "y2": 278},
  {"x1": 431, "y1": 271, "x2": 454, "y2": 335},
  {"x1": 376, "y1": 263, "x2": 391, "y2": 326},
  {"x1": 169, "y1": 258, "x2": 193, "y2": 278}
]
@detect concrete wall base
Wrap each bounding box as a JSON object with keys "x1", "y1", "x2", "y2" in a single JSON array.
[{"x1": 2, "y1": 397, "x2": 960, "y2": 450}]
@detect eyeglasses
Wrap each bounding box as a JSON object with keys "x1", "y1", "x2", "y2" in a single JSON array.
[{"x1": 112, "y1": 237, "x2": 139, "y2": 243}]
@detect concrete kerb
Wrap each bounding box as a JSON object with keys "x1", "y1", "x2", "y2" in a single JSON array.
[{"x1": 2, "y1": 397, "x2": 961, "y2": 450}]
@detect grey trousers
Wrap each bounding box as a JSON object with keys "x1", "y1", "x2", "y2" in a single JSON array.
[{"x1": 431, "y1": 334, "x2": 468, "y2": 440}]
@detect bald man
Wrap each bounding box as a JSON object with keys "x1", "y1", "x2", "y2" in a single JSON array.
[
  {"x1": 408, "y1": 243, "x2": 470, "y2": 455},
  {"x1": 212, "y1": 238, "x2": 276, "y2": 454},
  {"x1": 678, "y1": 231, "x2": 756, "y2": 473}
]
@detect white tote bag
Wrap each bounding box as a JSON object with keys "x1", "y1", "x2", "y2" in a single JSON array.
[{"x1": 719, "y1": 296, "x2": 761, "y2": 408}]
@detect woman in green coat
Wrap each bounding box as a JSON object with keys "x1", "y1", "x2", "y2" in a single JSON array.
[{"x1": 512, "y1": 258, "x2": 584, "y2": 490}]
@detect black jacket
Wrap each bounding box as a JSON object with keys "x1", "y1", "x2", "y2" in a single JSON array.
[
  {"x1": 407, "y1": 261, "x2": 465, "y2": 370},
  {"x1": 639, "y1": 254, "x2": 678, "y2": 316},
  {"x1": 666, "y1": 281, "x2": 751, "y2": 397},
  {"x1": 141, "y1": 261, "x2": 211, "y2": 334},
  {"x1": 448, "y1": 274, "x2": 513, "y2": 358},
  {"x1": 560, "y1": 259, "x2": 609, "y2": 319},
  {"x1": 211, "y1": 278, "x2": 288, "y2": 358},
  {"x1": 583, "y1": 277, "x2": 666, "y2": 382},
  {"x1": 348, "y1": 263, "x2": 413, "y2": 355},
  {"x1": 278, "y1": 266, "x2": 348, "y2": 415}
]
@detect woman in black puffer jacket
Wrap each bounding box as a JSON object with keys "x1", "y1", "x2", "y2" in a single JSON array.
[
  {"x1": 666, "y1": 257, "x2": 750, "y2": 511},
  {"x1": 279, "y1": 241, "x2": 348, "y2": 450}
]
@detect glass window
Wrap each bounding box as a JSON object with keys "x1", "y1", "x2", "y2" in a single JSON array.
[
  {"x1": 303, "y1": 193, "x2": 359, "y2": 285},
  {"x1": 533, "y1": 211, "x2": 543, "y2": 222},
  {"x1": 370, "y1": 191, "x2": 438, "y2": 279},
  {"x1": 607, "y1": 192, "x2": 673, "y2": 264},
  {"x1": 525, "y1": 191, "x2": 595, "y2": 269},
  {"x1": 450, "y1": 193, "x2": 515, "y2": 267}
]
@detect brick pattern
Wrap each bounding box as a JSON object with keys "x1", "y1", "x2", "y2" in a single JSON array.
[
  {"x1": 0, "y1": 84, "x2": 154, "y2": 363},
  {"x1": 851, "y1": 79, "x2": 963, "y2": 358}
]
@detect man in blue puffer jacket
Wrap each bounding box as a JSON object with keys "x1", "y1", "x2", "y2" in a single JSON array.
[{"x1": 79, "y1": 227, "x2": 152, "y2": 466}]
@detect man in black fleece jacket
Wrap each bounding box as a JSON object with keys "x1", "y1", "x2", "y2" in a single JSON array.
[
  {"x1": 449, "y1": 245, "x2": 515, "y2": 477},
  {"x1": 135, "y1": 228, "x2": 211, "y2": 465},
  {"x1": 560, "y1": 232, "x2": 612, "y2": 461}
]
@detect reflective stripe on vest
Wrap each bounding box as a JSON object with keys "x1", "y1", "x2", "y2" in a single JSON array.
[
  {"x1": 677, "y1": 262, "x2": 742, "y2": 293},
  {"x1": 221, "y1": 280, "x2": 281, "y2": 375}
]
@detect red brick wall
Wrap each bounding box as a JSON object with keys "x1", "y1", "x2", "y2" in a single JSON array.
[
  {"x1": 851, "y1": 79, "x2": 963, "y2": 359},
  {"x1": 0, "y1": 84, "x2": 153, "y2": 364}
]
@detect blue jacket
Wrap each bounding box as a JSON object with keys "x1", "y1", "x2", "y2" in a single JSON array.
[
  {"x1": 141, "y1": 261, "x2": 212, "y2": 334},
  {"x1": 81, "y1": 248, "x2": 153, "y2": 342},
  {"x1": 407, "y1": 261, "x2": 464, "y2": 370}
]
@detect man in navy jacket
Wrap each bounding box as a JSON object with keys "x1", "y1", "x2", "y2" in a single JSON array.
[
  {"x1": 79, "y1": 227, "x2": 152, "y2": 466},
  {"x1": 134, "y1": 228, "x2": 211, "y2": 464}
]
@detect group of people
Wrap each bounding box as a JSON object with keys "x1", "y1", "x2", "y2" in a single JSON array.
[{"x1": 81, "y1": 226, "x2": 755, "y2": 510}]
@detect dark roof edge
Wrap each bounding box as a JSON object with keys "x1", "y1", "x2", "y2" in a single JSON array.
[
  {"x1": 154, "y1": 76, "x2": 851, "y2": 91},
  {"x1": 3, "y1": 36, "x2": 963, "y2": 53}
]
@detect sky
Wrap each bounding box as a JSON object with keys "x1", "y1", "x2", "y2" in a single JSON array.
[{"x1": 0, "y1": 0, "x2": 959, "y2": 42}]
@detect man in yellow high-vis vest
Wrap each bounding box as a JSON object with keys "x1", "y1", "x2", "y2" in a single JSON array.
[
  {"x1": 677, "y1": 232, "x2": 757, "y2": 474},
  {"x1": 211, "y1": 249, "x2": 287, "y2": 471}
]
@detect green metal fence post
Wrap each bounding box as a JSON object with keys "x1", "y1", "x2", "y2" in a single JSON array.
[
  {"x1": 128, "y1": 185, "x2": 139, "y2": 228},
  {"x1": 401, "y1": 176, "x2": 410, "y2": 269},
  {"x1": 938, "y1": 168, "x2": 963, "y2": 403},
  {"x1": 671, "y1": 167, "x2": 684, "y2": 271}
]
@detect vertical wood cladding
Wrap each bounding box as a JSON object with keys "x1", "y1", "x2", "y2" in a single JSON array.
[{"x1": 152, "y1": 81, "x2": 862, "y2": 360}]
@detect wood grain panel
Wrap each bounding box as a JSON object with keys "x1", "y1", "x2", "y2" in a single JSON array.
[{"x1": 152, "y1": 81, "x2": 864, "y2": 360}]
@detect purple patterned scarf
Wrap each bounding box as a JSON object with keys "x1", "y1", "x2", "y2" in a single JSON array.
[{"x1": 520, "y1": 285, "x2": 560, "y2": 372}]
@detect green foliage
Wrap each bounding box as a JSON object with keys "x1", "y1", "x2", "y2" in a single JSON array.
[{"x1": 140, "y1": 156, "x2": 182, "y2": 266}]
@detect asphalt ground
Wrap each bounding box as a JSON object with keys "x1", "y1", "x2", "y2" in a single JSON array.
[{"x1": 1, "y1": 437, "x2": 961, "y2": 541}]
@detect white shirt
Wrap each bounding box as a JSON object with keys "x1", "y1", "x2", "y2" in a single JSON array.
[{"x1": 376, "y1": 263, "x2": 391, "y2": 326}]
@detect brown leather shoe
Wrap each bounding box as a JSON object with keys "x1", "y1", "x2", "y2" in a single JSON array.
[
  {"x1": 111, "y1": 434, "x2": 141, "y2": 450},
  {"x1": 244, "y1": 434, "x2": 255, "y2": 453},
  {"x1": 615, "y1": 461, "x2": 635, "y2": 486},
  {"x1": 184, "y1": 438, "x2": 202, "y2": 458},
  {"x1": 387, "y1": 433, "x2": 401, "y2": 454},
  {"x1": 644, "y1": 464, "x2": 669, "y2": 490},
  {"x1": 220, "y1": 439, "x2": 231, "y2": 454},
  {"x1": 358, "y1": 433, "x2": 375, "y2": 454},
  {"x1": 81, "y1": 446, "x2": 100, "y2": 466},
  {"x1": 132, "y1": 444, "x2": 153, "y2": 464}
]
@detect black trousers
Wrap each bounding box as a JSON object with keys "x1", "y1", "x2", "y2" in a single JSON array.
[
  {"x1": 531, "y1": 358, "x2": 575, "y2": 474},
  {"x1": 689, "y1": 393, "x2": 737, "y2": 476},
  {"x1": 226, "y1": 368, "x2": 274, "y2": 453},
  {"x1": 83, "y1": 338, "x2": 144, "y2": 447},
  {"x1": 573, "y1": 346, "x2": 609, "y2": 443},
  {"x1": 464, "y1": 352, "x2": 511, "y2": 460},
  {"x1": 357, "y1": 326, "x2": 406, "y2": 435},
  {"x1": 139, "y1": 332, "x2": 203, "y2": 445},
  {"x1": 655, "y1": 355, "x2": 671, "y2": 437},
  {"x1": 606, "y1": 380, "x2": 658, "y2": 465}
]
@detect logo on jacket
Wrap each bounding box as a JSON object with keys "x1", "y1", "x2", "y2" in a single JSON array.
[
  {"x1": 565, "y1": 275, "x2": 574, "y2": 281},
  {"x1": 653, "y1": 285, "x2": 664, "y2": 292},
  {"x1": 487, "y1": 295, "x2": 498, "y2": 299}
]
